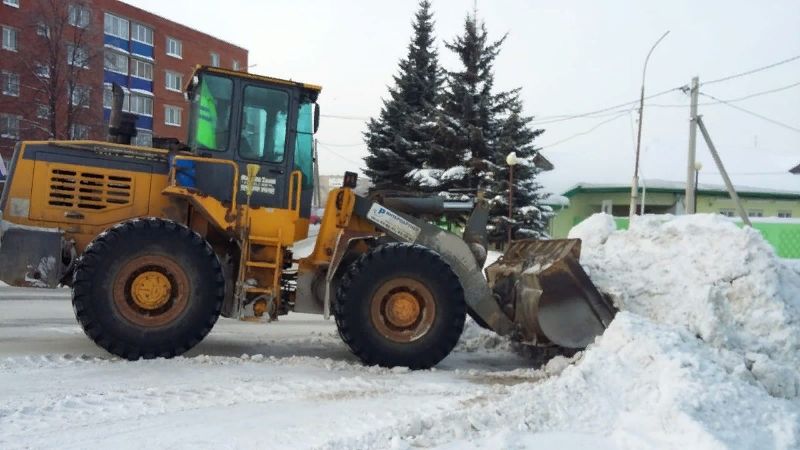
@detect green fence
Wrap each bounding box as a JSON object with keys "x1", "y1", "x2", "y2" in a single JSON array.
[{"x1": 613, "y1": 217, "x2": 800, "y2": 259}]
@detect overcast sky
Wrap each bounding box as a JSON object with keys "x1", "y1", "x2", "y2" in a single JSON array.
[{"x1": 127, "y1": 0, "x2": 800, "y2": 195}]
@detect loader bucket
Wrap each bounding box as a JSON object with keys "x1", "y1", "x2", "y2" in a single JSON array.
[{"x1": 484, "y1": 239, "x2": 615, "y2": 349}]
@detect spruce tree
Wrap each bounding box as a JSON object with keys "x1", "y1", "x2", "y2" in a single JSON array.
[
  {"x1": 435, "y1": 14, "x2": 550, "y2": 241},
  {"x1": 429, "y1": 15, "x2": 507, "y2": 192},
  {"x1": 363, "y1": 0, "x2": 444, "y2": 190},
  {"x1": 489, "y1": 94, "x2": 550, "y2": 240}
]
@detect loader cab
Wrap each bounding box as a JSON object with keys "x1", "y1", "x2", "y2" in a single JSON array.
[{"x1": 183, "y1": 66, "x2": 320, "y2": 217}]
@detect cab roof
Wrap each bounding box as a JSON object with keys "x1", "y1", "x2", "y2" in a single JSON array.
[{"x1": 192, "y1": 65, "x2": 323, "y2": 93}]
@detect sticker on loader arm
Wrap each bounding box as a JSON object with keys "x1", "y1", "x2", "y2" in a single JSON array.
[{"x1": 367, "y1": 204, "x2": 421, "y2": 242}]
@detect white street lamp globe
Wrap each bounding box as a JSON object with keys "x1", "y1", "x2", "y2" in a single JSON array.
[
  {"x1": 506, "y1": 152, "x2": 518, "y2": 166},
  {"x1": 694, "y1": 161, "x2": 703, "y2": 171}
]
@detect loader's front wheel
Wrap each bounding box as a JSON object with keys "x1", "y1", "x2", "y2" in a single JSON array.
[
  {"x1": 72, "y1": 218, "x2": 224, "y2": 360},
  {"x1": 335, "y1": 243, "x2": 466, "y2": 369}
]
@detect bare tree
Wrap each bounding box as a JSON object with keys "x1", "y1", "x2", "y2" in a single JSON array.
[{"x1": 3, "y1": 0, "x2": 103, "y2": 141}]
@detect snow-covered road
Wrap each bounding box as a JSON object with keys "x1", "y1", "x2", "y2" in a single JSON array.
[{"x1": 0, "y1": 290, "x2": 552, "y2": 449}]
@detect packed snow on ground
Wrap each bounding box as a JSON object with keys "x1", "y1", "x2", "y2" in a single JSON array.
[{"x1": 1, "y1": 214, "x2": 799, "y2": 449}]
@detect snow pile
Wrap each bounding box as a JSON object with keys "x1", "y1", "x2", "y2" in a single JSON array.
[
  {"x1": 435, "y1": 214, "x2": 800, "y2": 449},
  {"x1": 578, "y1": 214, "x2": 800, "y2": 399},
  {"x1": 434, "y1": 313, "x2": 799, "y2": 449}
]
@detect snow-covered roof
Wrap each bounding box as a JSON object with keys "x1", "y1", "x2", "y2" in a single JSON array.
[
  {"x1": 563, "y1": 179, "x2": 800, "y2": 199},
  {"x1": 542, "y1": 194, "x2": 569, "y2": 206}
]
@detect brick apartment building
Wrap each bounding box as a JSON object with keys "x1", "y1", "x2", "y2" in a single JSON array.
[{"x1": 0, "y1": 0, "x2": 247, "y2": 162}]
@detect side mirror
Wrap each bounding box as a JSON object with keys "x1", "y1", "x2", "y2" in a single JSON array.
[{"x1": 313, "y1": 103, "x2": 320, "y2": 134}]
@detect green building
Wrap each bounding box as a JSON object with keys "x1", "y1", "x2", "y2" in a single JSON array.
[{"x1": 547, "y1": 179, "x2": 800, "y2": 240}]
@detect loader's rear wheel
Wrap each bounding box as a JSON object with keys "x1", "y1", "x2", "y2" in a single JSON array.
[
  {"x1": 335, "y1": 243, "x2": 466, "y2": 369},
  {"x1": 72, "y1": 218, "x2": 224, "y2": 360}
]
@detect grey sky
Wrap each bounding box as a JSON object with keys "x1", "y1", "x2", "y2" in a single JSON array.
[{"x1": 126, "y1": 0, "x2": 800, "y2": 195}]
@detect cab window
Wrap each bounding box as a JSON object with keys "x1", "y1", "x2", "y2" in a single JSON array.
[
  {"x1": 239, "y1": 85, "x2": 289, "y2": 163},
  {"x1": 193, "y1": 74, "x2": 233, "y2": 152},
  {"x1": 294, "y1": 102, "x2": 314, "y2": 189}
]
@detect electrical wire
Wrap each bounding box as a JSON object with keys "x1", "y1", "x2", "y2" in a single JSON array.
[
  {"x1": 538, "y1": 110, "x2": 632, "y2": 150},
  {"x1": 700, "y1": 55, "x2": 800, "y2": 86},
  {"x1": 699, "y1": 92, "x2": 800, "y2": 133},
  {"x1": 529, "y1": 87, "x2": 683, "y2": 125},
  {"x1": 316, "y1": 142, "x2": 365, "y2": 166},
  {"x1": 648, "y1": 80, "x2": 800, "y2": 108}
]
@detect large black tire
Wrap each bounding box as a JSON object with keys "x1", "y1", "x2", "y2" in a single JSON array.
[
  {"x1": 334, "y1": 243, "x2": 466, "y2": 369},
  {"x1": 72, "y1": 218, "x2": 224, "y2": 360}
]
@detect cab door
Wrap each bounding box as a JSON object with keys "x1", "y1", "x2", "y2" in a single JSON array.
[{"x1": 233, "y1": 83, "x2": 294, "y2": 209}]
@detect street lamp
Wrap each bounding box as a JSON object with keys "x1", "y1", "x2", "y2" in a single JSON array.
[
  {"x1": 506, "y1": 151, "x2": 519, "y2": 246},
  {"x1": 629, "y1": 30, "x2": 670, "y2": 219},
  {"x1": 693, "y1": 160, "x2": 703, "y2": 213}
]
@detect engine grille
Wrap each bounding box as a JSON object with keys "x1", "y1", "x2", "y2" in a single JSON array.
[{"x1": 48, "y1": 168, "x2": 133, "y2": 210}]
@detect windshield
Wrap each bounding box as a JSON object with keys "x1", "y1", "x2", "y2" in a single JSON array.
[{"x1": 189, "y1": 73, "x2": 233, "y2": 152}]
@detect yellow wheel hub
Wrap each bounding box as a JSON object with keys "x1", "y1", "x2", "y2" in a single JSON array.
[
  {"x1": 385, "y1": 292, "x2": 421, "y2": 328},
  {"x1": 130, "y1": 271, "x2": 172, "y2": 310}
]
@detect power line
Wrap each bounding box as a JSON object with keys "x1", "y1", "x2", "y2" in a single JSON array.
[
  {"x1": 699, "y1": 92, "x2": 800, "y2": 133},
  {"x1": 316, "y1": 140, "x2": 365, "y2": 148},
  {"x1": 700, "y1": 54, "x2": 800, "y2": 86},
  {"x1": 321, "y1": 114, "x2": 370, "y2": 121},
  {"x1": 538, "y1": 110, "x2": 632, "y2": 150},
  {"x1": 648, "y1": 80, "x2": 800, "y2": 107},
  {"x1": 316, "y1": 142, "x2": 364, "y2": 166},
  {"x1": 529, "y1": 87, "x2": 682, "y2": 125}
]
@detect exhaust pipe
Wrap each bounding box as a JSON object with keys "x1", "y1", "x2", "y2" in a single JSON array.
[{"x1": 108, "y1": 83, "x2": 138, "y2": 145}]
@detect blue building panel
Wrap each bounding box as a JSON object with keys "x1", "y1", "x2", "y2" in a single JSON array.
[
  {"x1": 130, "y1": 77, "x2": 153, "y2": 93},
  {"x1": 130, "y1": 41, "x2": 154, "y2": 59},
  {"x1": 103, "y1": 108, "x2": 110, "y2": 122},
  {"x1": 104, "y1": 71, "x2": 128, "y2": 87},
  {"x1": 104, "y1": 34, "x2": 129, "y2": 51},
  {"x1": 135, "y1": 115, "x2": 153, "y2": 130}
]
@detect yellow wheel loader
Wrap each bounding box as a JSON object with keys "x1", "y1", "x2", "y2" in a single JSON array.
[{"x1": 0, "y1": 66, "x2": 614, "y2": 369}]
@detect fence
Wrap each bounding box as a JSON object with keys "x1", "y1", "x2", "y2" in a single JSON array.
[{"x1": 613, "y1": 217, "x2": 800, "y2": 259}]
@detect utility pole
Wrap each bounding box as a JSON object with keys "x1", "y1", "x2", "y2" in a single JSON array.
[
  {"x1": 695, "y1": 116, "x2": 752, "y2": 226},
  {"x1": 685, "y1": 76, "x2": 700, "y2": 214}
]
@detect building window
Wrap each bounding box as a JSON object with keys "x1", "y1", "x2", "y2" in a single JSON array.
[
  {"x1": 68, "y1": 4, "x2": 91, "y2": 28},
  {"x1": 104, "y1": 51, "x2": 128, "y2": 75},
  {"x1": 1, "y1": 71, "x2": 20, "y2": 97},
  {"x1": 69, "y1": 123, "x2": 90, "y2": 140},
  {"x1": 131, "y1": 59, "x2": 153, "y2": 80},
  {"x1": 69, "y1": 85, "x2": 90, "y2": 107},
  {"x1": 719, "y1": 209, "x2": 735, "y2": 217},
  {"x1": 747, "y1": 210, "x2": 763, "y2": 218},
  {"x1": 104, "y1": 13, "x2": 129, "y2": 39},
  {"x1": 165, "y1": 70, "x2": 183, "y2": 92},
  {"x1": 133, "y1": 129, "x2": 153, "y2": 147},
  {"x1": 210, "y1": 52, "x2": 220, "y2": 67},
  {"x1": 164, "y1": 105, "x2": 181, "y2": 126},
  {"x1": 778, "y1": 211, "x2": 792, "y2": 219},
  {"x1": 36, "y1": 22, "x2": 51, "y2": 38},
  {"x1": 34, "y1": 63, "x2": 50, "y2": 79},
  {"x1": 67, "y1": 44, "x2": 90, "y2": 68},
  {"x1": 131, "y1": 23, "x2": 154, "y2": 46},
  {"x1": 0, "y1": 113, "x2": 20, "y2": 139},
  {"x1": 129, "y1": 94, "x2": 153, "y2": 116},
  {"x1": 36, "y1": 104, "x2": 50, "y2": 120},
  {"x1": 2, "y1": 26, "x2": 18, "y2": 51},
  {"x1": 233, "y1": 60, "x2": 241, "y2": 71},
  {"x1": 3, "y1": 0, "x2": 20, "y2": 7},
  {"x1": 103, "y1": 83, "x2": 130, "y2": 110},
  {"x1": 166, "y1": 37, "x2": 182, "y2": 58}
]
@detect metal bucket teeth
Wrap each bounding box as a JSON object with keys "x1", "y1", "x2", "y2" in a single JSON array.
[{"x1": 485, "y1": 239, "x2": 616, "y2": 348}]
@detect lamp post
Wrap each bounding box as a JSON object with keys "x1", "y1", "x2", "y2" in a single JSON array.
[
  {"x1": 693, "y1": 160, "x2": 703, "y2": 213},
  {"x1": 506, "y1": 151, "x2": 518, "y2": 247},
  {"x1": 629, "y1": 30, "x2": 670, "y2": 219}
]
